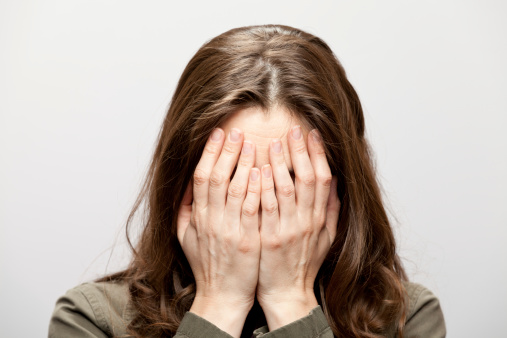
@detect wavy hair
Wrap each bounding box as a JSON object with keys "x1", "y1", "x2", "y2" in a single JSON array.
[{"x1": 99, "y1": 24, "x2": 407, "y2": 337}]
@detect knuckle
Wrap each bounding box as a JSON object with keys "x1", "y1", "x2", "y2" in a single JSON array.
[
  {"x1": 262, "y1": 182, "x2": 275, "y2": 193},
  {"x1": 299, "y1": 172, "x2": 316, "y2": 187},
  {"x1": 247, "y1": 183, "x2": 259, "y2": 194},
  {"x1": 228, "y1": 182, "x2": 245, "y2": 199},
  {"x1": 237, "y1": 157, "x2": 251, "y2": 168},
  {"x1": 203, "y1": 145, "x2": 219, "y2": 156},
  {"x1": 279, "y1": 183, "x2": 295, "y2": 198},
  {"x1": 222, "y1": 142, "x2": 237, "y2": 156},
  {"x1": 317, "y1": 173, "x2": 332, "y2": 188},
  {"x1": 209, "y1": 170, "x2": 227, "y2": 188},
  {"x1": 314, "y1": 145, "x2": 327, "y2": 156},
  {"x1": 242, "y1": 203, "x2": 258, "y2": 218},
  {"x1": 238, "y1": 239, "x2": 255, "y2": 254},
  {"x1": 274, "y1": 156, "x2": 287, "y2": 166},
  {"x1": 193, "y1": 168, "x2": 209, "y2": 186},
  {"x1": 264, "y1": 237, "x2": 282, "y2": 251},
  {"x1": 293, "y1": 142, "x2": 307, "y2": 154},
  {"x1": 264, "y1": 201, "x2": 278, "y2": 215}
]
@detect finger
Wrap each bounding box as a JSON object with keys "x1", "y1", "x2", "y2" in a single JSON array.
[
  {"x1": 225, "y1": 140, "x2": 255, "y2": 220},
  {"x1": 287, "y1": 125, "x2": 316, "y2": 209},
  {"x1": 307, "y1": 129, "x2": 332, "y2": 217},
  {"x1": 193, "y1": 128, "x2": 225, "y2": 209},
  {"x1": 177, "y1": 181, "x2": 193, "y2": 245},
  {"x1": 269, "y1": 138, "x2": 296, "y2": 219},
  {"x1": 208, "y1": 128, "x2": 244, "y2": 210},
  {"x1": 325, "y1": 176, "x2": 340, "y2": 243},
  {"x1": 260, "y1": 164, "x2": 279, "y2": 234},
  {"x1": 240, "y1": 168, "x2": 261, "y2": 236}
]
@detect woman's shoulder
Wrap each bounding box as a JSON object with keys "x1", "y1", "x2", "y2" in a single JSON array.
[
  {"x1": 402, "y1": 281, "x2": 446, "y2": 337},
  {"x1": 49, "y1": 280, "x2": 133, "y2": 337},
  {"x1": 49, "y1": 280, "x2": 446, "y2": 337}
]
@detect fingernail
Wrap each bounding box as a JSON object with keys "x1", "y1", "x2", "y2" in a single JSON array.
[
  {"x1": 272, "y1": 139, "x2": 282, "y2": 153},
  {"x1": 292, "y1": 125, "x2": 302, "y2": 140},
  {"x1": 250, "y1": 169, "x2": 259, "y2": 181},
  {"x1": 210, "y1": 129, "x2": 222, "y2": 142},
  {"x1": 230, "y1": 128, "x2": 241, "y2": 142},
  {"x1": 262, "y1": 165, "x2": 272, "y2": 178},
  {"x1": 242, "y1": 141, "x2": 253, "y2": 155},
  {"x1": 311, "y1": 129, "x2": 321, "y2": 143}
]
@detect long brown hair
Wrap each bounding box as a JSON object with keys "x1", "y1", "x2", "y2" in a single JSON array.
[{"x1": 99, "y1": 24, "x2": 407, "y2": 337}]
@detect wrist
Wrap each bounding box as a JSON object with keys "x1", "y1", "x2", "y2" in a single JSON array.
[
  {"x1": 258, "y1": 292, "x2": 319, "y2": 331},
  {"x1": 190, "y1": 295, "x2": 252, "y2": 338}
]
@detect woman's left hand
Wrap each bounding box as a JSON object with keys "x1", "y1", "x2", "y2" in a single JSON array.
[{"x1": 256, "y1": 126, "x2": 341, "y2": 330}]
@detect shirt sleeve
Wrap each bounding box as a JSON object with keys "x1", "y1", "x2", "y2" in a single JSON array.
[
  {"x1": 404, "y1": 284, "x2": 446, "y2": 338},
  {"x1": 175, "y1": 312, "x2": 234, "y2": 338},
  {"x1": 252, "y1": 306, "x2": 333, "y2": 338},
  {"x1": 48, "y1": 286, "x2": 109, "y2": 338},
  {"x1": 175, "y1": 306, "x2": 332, "y2": 338}
]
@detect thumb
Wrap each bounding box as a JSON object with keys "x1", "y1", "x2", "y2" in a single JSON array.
[
  {"x1": 325, "y1": 176, "x2": 340, "y2": 244},
  {"x1": 177, "y1": 181, "x2": 193, "y2": 244}
]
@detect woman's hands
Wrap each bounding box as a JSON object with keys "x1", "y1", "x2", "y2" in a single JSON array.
[
  {"x1": 256, "y1": 126, "x2": 340, "y2": 330},
  {"x1": 177, "y1": 126, "x2": 340, "y2": 336},
  {"x1": 177, "y1": 128, "x2": 261, "y2": 338}
]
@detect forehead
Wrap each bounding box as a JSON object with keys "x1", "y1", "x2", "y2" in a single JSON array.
[{"x1": 219, "y1": 106, "x2": 309, "y2": 171}]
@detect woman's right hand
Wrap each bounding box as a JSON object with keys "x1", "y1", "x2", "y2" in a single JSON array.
[{"x1": 177, "y1": 128, "x2": 261, "y2": 338}]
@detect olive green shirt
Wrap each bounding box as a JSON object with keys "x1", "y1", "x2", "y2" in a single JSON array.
[{"x1": 48, "y1": 281, "x2": 445, "y2": 337}]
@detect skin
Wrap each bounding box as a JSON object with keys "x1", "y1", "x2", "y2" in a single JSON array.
[{"x1": 177, "y1": 106, "x2": 341, "y2": 337}]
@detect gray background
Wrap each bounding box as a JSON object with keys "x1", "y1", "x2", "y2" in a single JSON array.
[{"x1": 1, "y1": 0, "x2": 506, "y2": 336}]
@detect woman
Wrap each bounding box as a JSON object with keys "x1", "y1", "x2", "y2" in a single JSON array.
[{"x1": 49, "y1": 25, "x2": 445, "y2": 337}]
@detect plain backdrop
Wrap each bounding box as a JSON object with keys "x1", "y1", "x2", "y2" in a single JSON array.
[{"x1": 1, "y1": 0, "x2": 506, "y2": 336}]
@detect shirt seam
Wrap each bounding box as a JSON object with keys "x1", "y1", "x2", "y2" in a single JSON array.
[
  {"x1": 77, "y1": 285, "x2": 112, "y2": 335},
  {"x1": 408, "y1": 283, "x2": 425, "y2": 318},
  {"x1": 313, "y1": 325, "x2": 331, "y2": 338}
]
